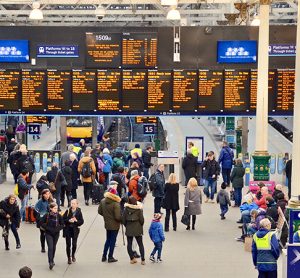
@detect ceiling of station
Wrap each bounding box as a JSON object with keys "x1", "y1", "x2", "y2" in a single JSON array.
[{"x1": 0, "y1": 0, "x2": 297, "y2": 26}]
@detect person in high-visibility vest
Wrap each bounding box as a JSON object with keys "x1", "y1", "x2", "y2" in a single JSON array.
[
  {"x1": 293, "y1": 229, "x2": 300, "y2": 243},
  {"x1": 188, "y1": 142, "x2": 199, "y2": 158},
  {"x1": 252, "y1": 218, "x2": 280, "y2": 278}
]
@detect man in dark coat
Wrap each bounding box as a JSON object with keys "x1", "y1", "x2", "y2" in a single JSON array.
[
  {"x1": 142, "y1": 146, "x2": 154, "y2": 179},
  {"x1": 218, "y1": 141, "x2": 234, "y2": 186},
  {"x1": 182, "y1": 149, "x2": 198, "y2": 187},
  {"x1": 152, "y1": 164, "x2": 165, "y2": 213},
  {"x1": 285, "y1": 159, "x2": 292, "y2": 199}
]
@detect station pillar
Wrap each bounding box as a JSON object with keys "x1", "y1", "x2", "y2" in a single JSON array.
[
  {"x1": 92, "y1": 117, "x2": 98, "y2": 148},
  {"x1": 60, "y1": 117, "x2": 67, "y2": 153},
  {"x1": 253, "y1": 1, "x2": 271, "y2": 181}
]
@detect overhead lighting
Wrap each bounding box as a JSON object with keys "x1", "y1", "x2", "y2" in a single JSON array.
[
  {"x1": 29, "y1": 1, "x2": 43, "y2": 20},
  {"x1": 161, "y1": 0, "x2": 178, "y2": 6},
  {"x1": 95, "y1": 5, "x2": 106, "y2": 18},
  {"x1": 167, "y1": 8, "x2": 181, "y2": 20},
  {"x1": 251, "y1": 15, "x2": 260, "y2": 26}
]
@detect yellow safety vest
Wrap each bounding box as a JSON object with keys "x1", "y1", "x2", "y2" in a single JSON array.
[
  {"x1": 253, "y1": 232, "x2": 274, "y2": 250},
  {"x1": 73, "y1": 146, "x2": 81, "y2": 155},
  {"x1": 191, "y1": 146, "x2": 199, "y2": 157},
  {"x1": 131, "y1": 148, "x2": 142, "y2": 158}
]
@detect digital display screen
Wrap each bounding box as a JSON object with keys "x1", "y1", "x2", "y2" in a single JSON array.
[
  {"x1": 72, "y1": 70, "x2": 96, "y2": 111},
  {"x1": 173, "y1": 70, "x2": 197, "y2": 112},
  {"x1": 47, "y1": 70, "x2": 71, "y2": 111},
  {"x1": 122, "y1": 33, "x2": 157, "y2": 68},
  {"x1": 198, "y1": 70, "x2": 223, "y2": 112},
  {"x1": 21, "y1": 70, "x2": 46, "y2": 110},
  {"x1": 86, "y1": 33, "x2": 121, "y2": 68},
  {"x1": 26, "y1": 116, "x2": 47, "y2": 124},
  {"x1": 0, "y1": 70, "x2": 20, "y2": 110},
  {"x1": 148, "y1": 70, "x2": 172, "y2": 112},
  {"x1": 217, "y1": 41, "x2": 257, "y2": 63},
  {"x1": 276, "y1": 69, "x2": 295, "y2": 111},
  {"x1": 135, "y1": 117, "x2": 157, "y2": 124},
  {"x1": 122, "y1": 69, "x2": 147, "y2": 111},
  {"x1": 0, "y1": 40, "x2": 29, "y2": 63},
  {"x1": 97, "y1": 69, "x2": 121, "y2": 111}
]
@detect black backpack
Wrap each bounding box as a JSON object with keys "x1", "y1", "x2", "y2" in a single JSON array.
[
  {"x1": 81, "y1": 159, "x2": 92, "y2": 178},
  {"x1": 137, "y1": 176, "x2": 148, "y2": 198},
  {"x1": 23, "y1": 158, "x2": 34, "y2": 173},
  {"x1": 148, "y1": 173, "x2": 157, "y2": 191}
]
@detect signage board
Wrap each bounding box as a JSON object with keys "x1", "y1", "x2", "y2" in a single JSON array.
[{"x1": 37, "y1": 45, "x2": 79, "y2": 58}]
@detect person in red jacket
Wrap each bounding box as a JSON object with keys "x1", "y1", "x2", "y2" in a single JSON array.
[
  {"x1": 254, "y1": 187, "x2": 271, "y2": 210},
  {"x1": 128, "y1": 170, "x2": 141, "y2": 201}
]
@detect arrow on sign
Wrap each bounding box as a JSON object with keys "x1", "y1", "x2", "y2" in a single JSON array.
[{"x1": 290, "y1": 249, "x2": 300, "y2": 265}]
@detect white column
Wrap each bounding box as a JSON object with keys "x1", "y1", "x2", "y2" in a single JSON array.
[{"x1": 255, "y1": 3, "x2": 269, "y2": 153}]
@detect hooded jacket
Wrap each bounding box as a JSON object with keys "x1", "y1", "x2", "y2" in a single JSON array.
[
  {"x1": 217, "y1": 189, "x2": 231, "y2": 206},
  {"x1": 17, "y1": 174, "x2": 31, "y2": 200},
  {"x1": 149, "y1": 220, "x2": 165, "y2": 243},
  {"x1": 122, "y1": 203, "x2": 144, "y2": 237},
  {"x1": 102, "y1": 154, "x2": 113, "y2": 174},
  {"x1": 128, "y1": 175, "x2": 141, "y2": 201},
  {"x1": 230, "y1": 164, "x2": 245, "y2": 188},
  {"x1": 152, "y1": 170, "x2": 165, "y2": 198},
  {"x1": 218, "y1": 146, "x2": 234, "y2": 169},
  {"x1": 98, "y1": 192, "x2": 121, "y2": 230},
  {"x1": 0, "y1": 197, "x2": 21, "y2": 228},
  {"x1": 78, "y1": 156, "x2": 96, "y2": 183}
]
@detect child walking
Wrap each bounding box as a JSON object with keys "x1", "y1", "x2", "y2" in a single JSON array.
[
  {"x1": 149, "y1": 213, "x2": 165, "y2": 263},
  {"x1": 216, "y1": 182, "x2": 231, "y2": 220}
]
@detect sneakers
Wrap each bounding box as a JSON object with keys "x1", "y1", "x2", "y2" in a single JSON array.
[
  {"x1": 141, "y1": 260, "x2": 146, "y2": 265},
  {"x1": 49, "y1": 263, "x2": 54, "y2": 270},
  {"x1": 236, "y1": 220, "x2": 243, "y2": 224},
  {"x1": 41, "y1": 248, "x2": 46, "y2": 253},
  {"x1": 101, "y1": 256, "x2": 107, "y2": 262},
  {"x1": 149, "y1": 255, "x2": 155, "y2": 262},
  {"x1": 157, "y1": 258, "x2": 163, "y2": 263},
  {"x1": 221, "y1": 216, "x2": 226, "y2": 220},
  {"x1": 16, "y1": 243, "x2": 21, "y2": 249},
  {"x1": 235, "y1": 237, "x2": 244, "y2": 242},
  {"x1": 108, "y1": 257, "x2": 118, "y2": 263},
  {"x1": 130, "y1": 258, "x2": 137, "y2": 264}
]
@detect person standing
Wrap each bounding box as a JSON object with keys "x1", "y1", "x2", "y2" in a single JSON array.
[
  {"x1": 230, "y1": 159, "x2": 245, "y2": 207},
  {"x1": 163, "y1": 173, "x2": 179, "y2": 232},
  {"x1": 70, "y1": 153, "x2": 79, "y2": 199},
  {"x1": 152, "y1": 164, "x2": 165, "y2": 214},
  {"x1": 149, "y1": 213, "x2": 165, "y2": 263},
  {"x1": 98, "y1": 188, "x2": 121, "y2": 263},
  {"x1": 7, "y1": 138, "x2": 17, "y2": 156},
  {"x1": 40, "y1": 202, "x2": 64, "y2": 270},
  {"x1": 142, "y1": 146, "x2": 154, "y2": 179},
  {"x1": 182, "y1": 149, "x2": 198, "y2": 187},
  {"x1": 216, "y1": 182, "x2": 231, "y2": 220},
  {"x1": 17, "y1": 170, "x2": 32, "y2": 221},
  {"x1": 122, "y1": 196, "x2": 145, "y2": 265},
  {"x1": 63, "y1": 199, "x2": 84, "y2": 265},
  {"x1": 61, "y1": 144, "x2": 75, "y2": 168},
  {"x1": 218, "y1": 141, "x2": 234, "y2": 186},
  {"x1": 16, "y1": 144, "x2": 35, "y2": 186},
  {"x1": 188, "y1": 142, "x2": 199, "y2": 158},
  {"x1": 252, "y1": 218, "x2": 280, "y2": 278},
  {"x1": 285, "y1": 158, "x2": 292, "y2": 199},
  {"x1": 202, "y1": 151, "x2": 220, "y2": 203},
  {"x1": 0, "y1": 194, "x2": 21, "y2": 250},
  {"x1": 184, "y1": 178, "x2": 202, "y2": 230},
  {"x1": 128, "y1": 170, "x2": 142, "y2": 202},
  {"x1": 102, "y1": 148, "x2": 113, "y2": 186},
  {"x1": 61, "y1": 160, "x2": 73, "y2": 207},
  {"x1": 78, "y1": 150, "x2": 96, "y2": 206}
]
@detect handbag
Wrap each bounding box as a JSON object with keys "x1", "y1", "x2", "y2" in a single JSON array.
[
  {"x1": 181, "y1": 207, "x2": 190, "y2": 226},
  {"x1": 49, "y1": 171, "x2": 59, "y2": 193}
]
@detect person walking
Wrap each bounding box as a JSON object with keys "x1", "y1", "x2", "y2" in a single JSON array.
[
  {"x1": 216, "y1": 182, "x2": 231, "y2": 220},
  {"x1": 252, "y1": 218, "x2": 280, "y2": 278},
  {"x1": 63, "y1": 199, "x2": 84, "y2": 265},
  {"x1": 163, "y1": 173, "x2": 179, "y2": 232},
  {"x1": 78, "y1": 150, "x2": 96, "y2": 206},
  {"x1": 230, "y1": 159, "x2": 245, "y2": 207},
  {"x1": 98, "y1": 188, "x2": 121, "y2": 263},
  {"x1": 0, "y1": 194, "x2": 21, "y2": 250},
  {"x1": 36, "y1": 175, "x2": 49, "y2": 198},
  {"x1": 61, "y1": 160, "x2": 73, "y2": 207},
  {"x1": 218, "y1": 141, "x2": 234, "y2": 186},
  {"x1": 182, "y1": 149, "x2": 198, "y2": 187},
  {"x1": 122, "y1": 196, "x2": 145, "y2": 265},
  {"x1": 40, "y1": 202, "x2": 64, "y2": 270},
  {"x1": 128, "y1": 170, "x2": 142, "y2": 202},
  {"x1": 17, "y1": 170, "x2": 32, "y2": 221},
  {"x1": 184, "y1": 177, "x2": 202, "y2": 230},
  {"x1": 102, "y1": 148, "x2": 113, "y2": 186},
  {"x1": 152, "y1": 164, "x2": 165, "y2": 214},
  {"x1": 16, "y1": 144, "x2": 35, "y2": 186},
  {"x1": 142, "y1": 146, "x2": 154, "y2": 179},
  {"x1": 202, "y1": 151, "x2": 220, "y2": 203},
  {"x1": 70, "y1": 153, "x2": 80, "y2": 199},
  {"x1": 126, "y1": 161, "x2": 142, "y2": 180},
  {"x1": 149, "y1": 213, "x2": 165, "y2": 263}
]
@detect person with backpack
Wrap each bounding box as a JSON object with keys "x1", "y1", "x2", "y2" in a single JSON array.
[
  {"x1": 61, "y1": 160, "x2": 73, "y2": 208},
  {"x1": 102, "y1": 148, "x2": 113, "y2": 186},
  {"x1": 218, "y1": 141, "x2": 234, "y2": 187},
  {"x1": 126, "y1": 162, "x2": 142, "y2": 180},
  {"x1": 36, "y1": 175, "x2": 50, "y2": 198},
  {"x1": 111, "y1": 167, "x2": 127, "y2": 210},
  {"x1": 78, "y1": 150, "x2": 96, "y2": 206},
  {"x1": 142, "y1": 146, "x2": 154, "y2": 179},
  {"x1": 7, "y1": 143, "x2": 21, "y2": 183},
  {"x1": 152, "y1": 164, "x2": 165, "y2": 214},
  {"x1": 112, "y1": 152, "x2": 125, "y2": 174},
  {"x1": 16, "y1": 144, "x2": 35, "y2": 185},
  {"x1": 128, "y1": 170, "x2": 142, "y2": 201}
]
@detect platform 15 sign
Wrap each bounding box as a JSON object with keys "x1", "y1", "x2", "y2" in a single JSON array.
[{"x1": 143, "y1": 124, "x2": 155, "y2": 135}]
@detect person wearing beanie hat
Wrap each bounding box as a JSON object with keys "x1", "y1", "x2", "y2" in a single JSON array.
[
  {"x1": 128, "y1": 170, "x2": 141, "y2": 201},
  {"x1": 149, "y1": 213, "x2": 165, "y2": 263},
  {"x1": 108, "y1": 181, "x2": 119, "y2": 190}
]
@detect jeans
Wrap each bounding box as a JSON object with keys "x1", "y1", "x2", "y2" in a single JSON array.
[
  {"x1": 221, "y1": 168, "x2": 232, "y2": 186},
  {"x1": 204, "y1": 178, "x2": 217, "y2": 200},
  {"x1": 258, "y1": 270, "x2": 277, "y2": 278},
  {"x1": 54, "y1": 190, "x2": 61, "y2": 210},
  {"x1": 220, "y1": 204, "x2": 229, "y2": 216},
  {"x1": 127, "y1": 236, "x2": 145, "y2": 261},
  {"x1": 40, "y1": 229, "x2": 46, "y2": 250},
  {"x1": 151, "y1": 241, "x2": 163, "y2": 259},
  {"x1": 103, "y1": 230, "x2": 119, "y2": 258},
  {"x1": 234, "y1": 188, "x2": 242, "y2": 207},
  {"x1": 154, "y1": 197, "x2": 163, "y2": 213},
  {"x1": 19, "y1": 194, "x2": 29, "y2": 221},
  {"x1": 241, "y1": 210, "x2": 251, "y2": 224},
  {"x1": 66, "y1": 232, "x2": 79, "y2": 258},
  {"x1": 45, "y1": 233, "x2": 60, "y2": 264},
  {"x1": 61, "y1": 186, "x2": 72, "y2": 207},
  {"x1": 165, "y1": 209, "x2": 177, "y2": 230},
  {"x1": 83, "y1": 182, "x2": 93, "y2": 202},
  {"x1": 143, "y1": 168, "x2": 150, "y2": 179}
]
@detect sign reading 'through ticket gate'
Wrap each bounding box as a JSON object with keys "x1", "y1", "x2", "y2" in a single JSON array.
[
  {"x1": 269, "y1": 44, "x2": 296, "y2": 56},
  {"x1": 37, "y1": 45, "x2": 79, "y2": 58}
]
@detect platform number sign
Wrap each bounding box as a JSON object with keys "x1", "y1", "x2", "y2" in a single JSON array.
[
  {"x1": 143, "y1": 124, "x2": 155, "y2": 135},
  {"x1": 28, "y1": 124, "x2": 40, "y2": 135}
]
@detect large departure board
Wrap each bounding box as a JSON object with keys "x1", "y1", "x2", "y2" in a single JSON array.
[
  {"x1": 148, "y1": 70, "x2": 172, "y2": 111},
  {"x1": 224, "y1": 70, "x2": 250, "y2": 111},
  {"x1": 122, "y1": 33, "x2": 157, "y2": 68},
  {"x1": 86, "y1": 33, "x2": 121, "y2": 68},
  {"x1": 72, "y1": 70, "x2": 96, "y2": 111},
  {"x1": 198, "y1": 70, "x2": 223, "y2": 112},
  {"x1": 250, "y1": 70, "x2": 276, "y2": 111},
  {"x1": 122, "y1": 70, "x2": 147, "y2": 111},
  {"x1": 0, "y1": 70, "x2": 20, "y2": 110},
  {"x1": 97, "y1": 70, "x2": 121, "y2": 111},
  {"x1": 276, "y1": 69, "x2": 295, "y2": 111},
  {"x1": 47, "y1": 70, "x2": 71, "y2": 111},
  {"x1": 22, "y1": 70, "x2": 46, "y2": 111},
  {"x1": 173, "y1": 70, "x2": 197, "y2": 112}
]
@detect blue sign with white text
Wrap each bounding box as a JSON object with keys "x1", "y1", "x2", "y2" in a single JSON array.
[
  {"x1": 28, "y1": 124, "x2": 41, "y2": 135},
  {"x1": 143, "y1": 124, "x2": 155, "y2": 135},
  {"x1": 37, "y1": 45, "x2": 79, "y2": 58},
  {"x1": 287, "y1": 245, "x2": 300, "y2": 278},
  {"x1": 217, "y1": 40, "x2": 257, "y2": 63},
  {"x1": 0, "y1": 40, "x2": 29, "y2": 63},
  {"x1": 269, "y1": 44, "x2": 296, "y2": 56}
]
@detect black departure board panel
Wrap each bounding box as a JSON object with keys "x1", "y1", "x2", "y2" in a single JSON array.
[
  {"x1": 0, "y1": 70, "x2": 20, "y2": 110},
  {"x1": 173, "y1": 70, "x2": 197, "y2": 112},
  {"x1": 97, "y1": 70, "x2": 121, "y2": 111},
  {"x1": 198, "y1": 70, "x2": 223, "y2": 112},
  {"x1": 276, "y1": 69, "x2": 295, "y2": 111},
  {"x1": 47, "y1": 70, "x2": 71, "y2": 111},
  {"x1": 86, "y1": 33, "x2": 121, "y2": 68},
  {"x1": 224, "y1": 70, "x2": 250, "y2": 111},
  {"x1": 250, "y1": 70, "x2": 276, "y2": 111},
  {"x1": 22, "y1": 70, "x2": 46, "y2": 111},
  {"x1": 72, "y1": 70, "x2": 96, "y2": 111},
  {"x1": 122, "y1": 70, "x2": 147, "y2": 111},
  {"x1": 148, "y1": 70, "x2": 172, "y2": 111},
  {"x1": 122, "y1": 33, "x2": 157, "y2": 68}
]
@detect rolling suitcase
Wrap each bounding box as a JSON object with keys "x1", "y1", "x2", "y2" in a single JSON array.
[
  {"x1": 92, "y1": 182, "x2": 105, "y2": 205},
  {"x1": 25, "y1": 205, "x2": 36, "y2": 224}
]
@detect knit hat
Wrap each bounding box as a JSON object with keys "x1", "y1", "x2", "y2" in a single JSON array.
[
  {"x1": 153, "y1": 213, "x2": 161, "y2": 220},
  {"x1": 109, "y1": 188, "x2": 117, "y2": 195},
  {"x1": 108, "y1": 180, "x2": 118, "y2": 188}
]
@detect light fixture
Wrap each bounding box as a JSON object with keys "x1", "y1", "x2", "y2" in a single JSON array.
[
  {"x1": 29, "y1": 1, "x2": 43, "y2": 20},
  {"x1": 161, "y1": 0, "x2": 178, "y2": 6},
  {"x1": 95, "y1": 5, "x2": 106, "y2": 19},
  {"x1": 167, "y1": 8, "x2": 181, "y2": 20},
  {"x1": 251, "y1": 15, "x2": 260, "y2": 26}
]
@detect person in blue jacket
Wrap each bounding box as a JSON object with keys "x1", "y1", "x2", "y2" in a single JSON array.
[
  {"x1": 218, "y1": 141, "x2": 234, "y2": 187},
  {"x1": 293, "y1": 229, "x2": 300, "y2": 243},
  {"x1": 102, "y1": 148, "x2": 113, "y2": 186},
  {"x1": 252, "y1": 218, "x2": 280, "y2": 278},
  {"x1": 149, "y1": 213, "x2": 165, "y2": 263}
]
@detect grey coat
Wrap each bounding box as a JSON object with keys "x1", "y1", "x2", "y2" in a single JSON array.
[{"x1": 184, "y1": 187, "x2": 202, "y2": 215}]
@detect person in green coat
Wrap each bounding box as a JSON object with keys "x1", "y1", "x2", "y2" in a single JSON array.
[{"x1": 230, "y1": 159, "x2": 245, "y2": 207}]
